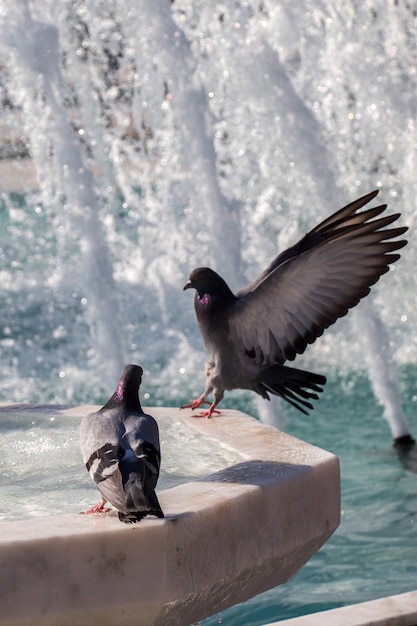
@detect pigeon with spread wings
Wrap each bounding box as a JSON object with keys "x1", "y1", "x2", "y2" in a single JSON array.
[{"x1": 182, "y1": 190, "x2": 407, "y2": 417}]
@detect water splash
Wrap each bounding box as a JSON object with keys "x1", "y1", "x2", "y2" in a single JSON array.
[
  {"x1": 354, "y1": 299, "x2": 410, "y2": 440},
  {"x1": 0, "y1": 1, "x2": 415, "y2": 437},
  {"x1": 1, "y1": 2, "x2": 125, "y2": 388}
]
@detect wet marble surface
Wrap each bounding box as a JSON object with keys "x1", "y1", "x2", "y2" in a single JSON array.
[{"x1": 0, "y1": 407, "x2": 340, "y2": 626}]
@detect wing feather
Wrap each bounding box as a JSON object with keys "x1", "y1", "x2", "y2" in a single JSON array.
[{"x1": 230, "y1": 192, "x2": 407, "y2": 365}]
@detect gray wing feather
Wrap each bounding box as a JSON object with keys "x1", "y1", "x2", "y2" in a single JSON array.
[
  {"x1": 231, "y1": 202, "x2": 407, "y2": 366},
  {"x1": 124, "y1": 414, "x2": 161, "y2": 457},
  {"x1": 239, "y1": 190, "x2": 382, "y2": 294},
  {"x1": 79, "y1": 410, "x2": 121, "y2": 465},
  {"x1": 80, "y1": 411, "x2": 123, "y2": 490}
]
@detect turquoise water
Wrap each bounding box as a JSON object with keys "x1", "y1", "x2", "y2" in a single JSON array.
[{"x1": 203, "y1": 367, "x2": 417, "y2": 624}]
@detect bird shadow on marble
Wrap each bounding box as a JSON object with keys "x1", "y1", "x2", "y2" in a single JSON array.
[{"x1": 198, "y1": 459, "x2": 310, "y2": 486}]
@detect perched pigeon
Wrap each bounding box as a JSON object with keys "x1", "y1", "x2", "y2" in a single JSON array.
[
  {"x1": 80, "y1": 364, "x2": 164, "y2": 523},
  {"x1": 183, "y1": 190, "x2": 407, "y2": 417}
]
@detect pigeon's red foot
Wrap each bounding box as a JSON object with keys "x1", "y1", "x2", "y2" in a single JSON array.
[
  {"x1": 80, "y1": 498, "x2": 111, "y2": 515},
  {"x1": 181, "y1": 394, "x2": 211, "y2": 411},
  {"x1": 192, "y1": 402, "x2": 221, "y2": 418},
  {"x1": 181, "y1": 393, "x2": 221, "y2": 417}
]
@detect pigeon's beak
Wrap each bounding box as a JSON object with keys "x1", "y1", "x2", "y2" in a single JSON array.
[{"x1": 183, "y1": 280, "x2": 192, "y2": 291}]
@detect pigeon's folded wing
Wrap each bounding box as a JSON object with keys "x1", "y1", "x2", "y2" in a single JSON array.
[
  {"x1": 232, "y1": 211, "x2": 407, "y2": 365},
  {"x1": 124, "y1": 415, "x2": 161, "y2": 474},
  {"x1": 84, "y1": 439, "x2": 123, "y2": 486}
]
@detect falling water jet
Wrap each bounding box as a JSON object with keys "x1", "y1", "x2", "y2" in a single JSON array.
[
  {"x1": 354, "y1": 298, "x2": 414, "y2": 445},
  {"x1": 2, "y1": 3, "x2": 126, "y2": 387},
  {"x1": 127, "y1": 0, "x2": 243, "y2": 287}
]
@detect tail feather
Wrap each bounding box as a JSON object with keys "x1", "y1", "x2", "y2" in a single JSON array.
[
  {"x1": 118, "y1": 497, "x2": 164, "y2": 524},
  {"x1": 260, "y1": 364, "x2": 326, "y2": 414},
  {"x1": 119, "y1": 457, "x2": 164, "y2": 524},
  {"x1": 119, "y1": 478, "x2": 164, "y2": 524}
]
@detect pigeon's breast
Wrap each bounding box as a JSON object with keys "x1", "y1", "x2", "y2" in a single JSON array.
[
  {"x1": 195, "y1": 292, "x2": 212, "y2": 314},
  {"x1": 195, "y1": 292, "x2": 229, "y2": 321}
]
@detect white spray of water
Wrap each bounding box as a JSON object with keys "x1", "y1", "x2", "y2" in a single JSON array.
[
  {"x1": 0, "y1": 1, "x2": 415, "y2": 437},
  {"x1": 354, "y1": 299, "x2": 410, "y2": 439},
  {"x1": 125, "y1": 0, "x2": 243, "y2": 286},
  {"x1": 1, "y1": 2, "x2": 125, "y2": 387}
]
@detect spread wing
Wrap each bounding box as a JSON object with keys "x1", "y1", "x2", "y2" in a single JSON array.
[{"x1": 232, "y1": 191, "x2": 407, "y2": 365}]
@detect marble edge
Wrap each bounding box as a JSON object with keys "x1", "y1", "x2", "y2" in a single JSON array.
[
  {"x1": 268, "y1": 590, "x2": 417, "y2": 626},
  {"x1": 0, "y1": 404, "x2": 339, "y2": 543}
]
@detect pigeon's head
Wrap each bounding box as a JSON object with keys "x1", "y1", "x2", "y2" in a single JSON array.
[
  {"x1": 101, "y1": 364, "x2": 144, "y2": 411},
  {"x1": 121, "y1": 364, "x2": 143, "y2": 385},
  {"x1": 183, "y1": 267, "x2": 234, "y2": 300},
  {"x1": 116, "y1": 364, "x2": 143, "y2": 401}
]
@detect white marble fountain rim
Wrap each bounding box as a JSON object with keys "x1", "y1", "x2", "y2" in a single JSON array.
[{"x1": 0, "y1": 405, "x2": 340, "y2": 626}]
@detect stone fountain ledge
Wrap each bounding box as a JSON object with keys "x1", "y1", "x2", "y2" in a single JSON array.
[
  {"x1": 271, "y1": 590, "x2": 417, "y2": 626},
  {"x1": 0, "y1": 406, "x2": 340, "y2": 626}
]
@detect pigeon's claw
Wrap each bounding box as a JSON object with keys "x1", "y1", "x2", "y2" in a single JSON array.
[
  {"x1": 193, "y1": 402, "x2": 221, "y2": 418},
  {"x1": 181, "y1": 393, "x2": 221, "y2": 416},
  {"x1": 80, "y1": 498, "x2": 111, "y2": 515},
  {"x1": 181, "y1": 393, "x2": 211, "y2": 411}
]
